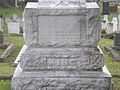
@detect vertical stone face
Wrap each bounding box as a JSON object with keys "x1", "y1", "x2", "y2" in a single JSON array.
[
  {"x1": 114, "y1": 33, "x2": 120, "y2": 49},
  {"x1": 113, "y1": 15, "x2": 120, "y2": 50},
  {"x1": 118, "y1": 15, "x2": 120, "y2": 32},
  {"x1": 0, "y1": 31, "x2": 3, "y2": 44},
  {"x1": 0, "y1": 17, "x2": 3, "y2": 44},
  {"x1": 0, "y1": 17, "x2": 2, "y2": 30},
  {"x1": 12, "y1": 1, "x2": 112, "y2": 90},
  {"x1": 24, "y1": 4, "x2": 101, "y2": 47},
  {"x1": 38, "y1": 0, "x2": 86, "y2": 6}
]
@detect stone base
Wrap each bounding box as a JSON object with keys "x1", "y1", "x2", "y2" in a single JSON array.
[
  {"x1": 12, "y1": 65, "x2": 112, "y2": 90},
  {"x1": 18, "y1": 45, "x2": 104, "y2": 71}
]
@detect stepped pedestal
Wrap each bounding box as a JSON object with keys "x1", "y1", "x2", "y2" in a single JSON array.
[{"x1": 12, "y1": 1, "x2": 112, "y2": 90}]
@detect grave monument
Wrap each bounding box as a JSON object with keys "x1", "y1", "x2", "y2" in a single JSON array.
[
  {"x1": 113, "y1": 15, "x2": 120, "y2": 50},
  {"x1": 12, "y1": 0, "x2": 112, "y2": 90},
  {"x1": 0, "y1": 15, "x2": 4, "y2": 44}
]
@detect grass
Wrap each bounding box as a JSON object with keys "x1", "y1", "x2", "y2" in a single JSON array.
[
  {"x1": 99, "y1": 39, "x2": 120, "y2": 75},
  {"x1": 0, "y1": 6, "x2": 120, "y2": 89},
  {"x1": 0, "y1": 35, "x2": 24, "y2": 76},
  {"x1": 99, "y1": 38, "x2": 120, "y2": 89},
  {"x1": 117, "y1": 50, "x2": 120, "y2": 54},
  {"x1": 0, "y1": 63, "x2": 15, "y2": 76},
  {"x1": 0, "y1": 8, "x2": 23, "y2": 34},
  {"x1": 4, "y1": 35, "x2": 24, "y2": 62},
  {"x1": 0, "y1": 38, "x2": 120, "y2": 89},
  {"x1": 0, "y1": 8, "x2": 23, "y2": 19},
  {"x1": 0, "y1": 35, "x2": 24, "y2": 89},
  {"x1": 0, "y1": 80, "x2": 11, "y2": 90},
  {"x1": 0, "y1": 48, "x2": 5, "y2": 55},
  {"x1": 108, "y1": 8, "x2": 120, "y2": 21},
  {"x1": 99, "y1": 2, "x2": 120, "y2": 21}
]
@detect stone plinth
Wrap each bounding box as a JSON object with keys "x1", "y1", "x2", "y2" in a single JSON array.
[
  {"x1": 113, "y1": 32, "x2": 120, "y2": 50},
  {"x1": 12, "y1": 2, "x2": 112, "y2": 90},
  {"x1": 20, "y1": 46, "x2": 104, "y2": 71},
  {"x1": 12, "y1": 65, "x2": 112, "y2": 90}
]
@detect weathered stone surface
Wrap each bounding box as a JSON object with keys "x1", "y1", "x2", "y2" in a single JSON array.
[
  {"x1": 20, "y1": 46, "x2": 103, "y2": 71},
  {"x1": 8, "y1": 22, "x2": 20, "y2": 34},
  {"x1": 12, "y1": 2, "x2": 112, "y2": 90},
  {"x1": 86, "y1": 0, "x2": 99, "y2": 2},
  {"x1": 0, "y1": 17, "x2": 2, "y2": 31},
  {"x1": 112, "y1": 17, "x2": 118, "y2": 32},
  {"x1": 12, "y1": 65, "x2": 112, "y2": 90},
  {"x1": 5, "y1": 17, "x2": 12, "y2": 24},
  {"x1": 114, "y1": 33, "x2": 120, "y2": 46},
  {"x1": 0, "y1": 31, "x2": 3, "y2": 44},
  {"x1": 14, "y1": 45, "x2": 27, "y2": 65},
  {"x1": 38, "y1": 0, "x2": 85, "y2": 6},
  {"x1": 24, "y1": 2, "x2": 100, "y2": 47}
]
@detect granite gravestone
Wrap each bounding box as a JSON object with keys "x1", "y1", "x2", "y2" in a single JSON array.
[
  {"x1": 12, "y1": 0, "x2": 112, "y2": 90},
  {"x1": 8, "y1": 22, "x2": 20, "y2": 34},
  {"x1": 0, "y1": 15, "x2": 3, "y2": 44},
  {"x1": 0, "y1": 17, "x2": 2, "y2": 31},
  {"x1": 107, "y1": 22, "x2": 114, "y2": 34},
  {"x1": 102, "y1": 2, "x2": 110, "y2": 15},
  {"x1": 114, "y1": 15, "x2": 120, "y2": 50},
  {"x1": 112, "y1": 17, "x2": 118, "y2": 32},
  {"x1": 101, "y1": 20, "x2": 107, "y2": 33},
  {"x1": 118, "y1": 15, "x2": 120, "y2": 32},
  {"x1": 13, "y1": 14, "x2": 18, "y2": 21},
  {"x1": 5, "y1": 17, "x2": 12, "y2": 24},
  {"x1": 104, "y1": 15, "x2": 108, "y2": 23}
]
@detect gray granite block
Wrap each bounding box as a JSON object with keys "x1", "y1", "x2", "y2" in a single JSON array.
[
  {"x1": 12, "y1": 2, "x2": 112, "y2": 90},
  {"x1": 19, "y1": 46, "x2": 103, "y2": 71},
  {"x1": 23, "y1": 2, "x2": 101, "y2": 47},
  {"x1": 12, "y1": 64, "x2": 112, "y2": 90}
]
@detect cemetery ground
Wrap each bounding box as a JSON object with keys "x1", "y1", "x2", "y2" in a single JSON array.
[
  {"x1": 99, "y1": 2, "x2": 120, "y2": 21},
  {"x1": 0, "y1": 7, "x2": 120, "y2": 90},
  {"x1": 0, "y1": 35, "x2": 24, "y2": 90}
]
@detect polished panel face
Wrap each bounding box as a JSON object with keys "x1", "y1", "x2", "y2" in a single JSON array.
[{"x1": 38, "y1": 16, "x2": 86, "y2": 43}]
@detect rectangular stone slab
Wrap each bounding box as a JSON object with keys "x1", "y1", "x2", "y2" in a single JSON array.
[
  {"x1": 23, "y1": 2, "x2": 101, "y2": 47},
  {"x1": 12, "y1": 64, "x2": 112, "y2": 90},
  {"x1": 19, "y1": 46, "x2": 103, "y2": 71}
]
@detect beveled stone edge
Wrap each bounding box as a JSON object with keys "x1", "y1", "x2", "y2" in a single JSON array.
[
  {"x1": 25, "y1": 2, "x2": 99, "y2": 9},
  {"x1": 14, "y1": 45, "x2": 27, "y2": 65},
  {"x1": 13, "y1": 64, "x2": 112, "y2": 78},
  {"x1": 24, "y1": 2, "x2": 99, "y2": 17}
]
